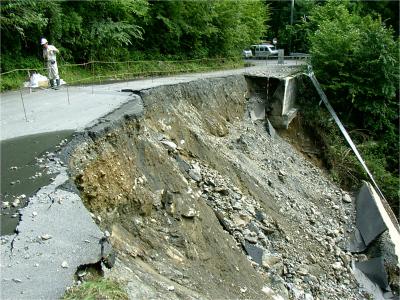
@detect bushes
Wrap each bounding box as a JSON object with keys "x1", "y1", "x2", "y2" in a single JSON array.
[{"x1": 293, "y1": 0, "x2": 399, "y2": 216}]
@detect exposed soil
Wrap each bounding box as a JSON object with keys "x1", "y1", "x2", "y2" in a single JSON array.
[
  {"x1": 68, "y1": 75, "x2": 366, "y2": 299},
  {"x1": 276, "y1": 115, "x2": 327, "y2": 171}
]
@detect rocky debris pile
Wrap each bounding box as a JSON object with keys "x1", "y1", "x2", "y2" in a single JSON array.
[
  {"x1": 162, "y1": 118, "x2": 367, "y2": 299},
  {"x1": 67, "y1": 75, "x2": 374, "y2": 299}
]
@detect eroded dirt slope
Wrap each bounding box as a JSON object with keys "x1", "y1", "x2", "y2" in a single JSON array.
[{"x1": 69, "y1": 76, "x2": 365, "y2": 299}]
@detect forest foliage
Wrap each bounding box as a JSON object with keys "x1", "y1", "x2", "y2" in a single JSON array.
[
  {"x1": 286, "y1": 0, "x2": 399, "y2": 213},
  {"x1": 0, "y1": 0, "x2": 269, "y2": 71}
]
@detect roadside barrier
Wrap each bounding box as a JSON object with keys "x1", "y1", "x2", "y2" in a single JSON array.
[{"x1": 305, "y1": 66, "x2": 386, "y2": 202}]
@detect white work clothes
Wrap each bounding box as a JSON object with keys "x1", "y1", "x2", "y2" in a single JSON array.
[{"x1": 43, "y1": 45, "x2": 60, "y2": 80}]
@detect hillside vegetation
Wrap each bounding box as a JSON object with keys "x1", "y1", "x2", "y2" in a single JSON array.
[
  {"x1": 1, "y1": 0, "x2": 268, "y2": 68},
  {"x1": 286, "y1": 0, "x2": 399, "y2": 215}
]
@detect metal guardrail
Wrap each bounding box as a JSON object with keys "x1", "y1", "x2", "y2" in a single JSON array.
[{"x1": 306, "y1": 67, "x2": 386, "y2": 203}]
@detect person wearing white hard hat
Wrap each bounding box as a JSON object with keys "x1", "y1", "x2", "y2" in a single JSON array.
[{"x1": 41, "y1": 37, "x2": 60, "y2": 89}]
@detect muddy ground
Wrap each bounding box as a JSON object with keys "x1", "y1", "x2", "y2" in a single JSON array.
[{"x1": 68, "y1": 75, "x2": 368, "y2": 299}]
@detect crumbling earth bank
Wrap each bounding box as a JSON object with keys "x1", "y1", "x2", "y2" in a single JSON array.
[{"x1": 69, "y1": 76, "x2": 364, "y2": 299}]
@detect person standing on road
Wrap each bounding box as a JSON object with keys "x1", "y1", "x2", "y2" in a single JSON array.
[{"x1": 41, "y1": 38, "x2": 60, "y2": 89}]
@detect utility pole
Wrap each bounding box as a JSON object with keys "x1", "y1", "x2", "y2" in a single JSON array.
[
  {"x1": 290, "y1": 0, "x2": 294, "y2": 26},
  {"x1": 289, "y1": 0, "x2": 295, "y2": 54}
]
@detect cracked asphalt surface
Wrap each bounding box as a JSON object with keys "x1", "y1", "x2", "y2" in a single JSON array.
[{"x1": 0, "y1": 59, "x2": 303, "y2": 141}]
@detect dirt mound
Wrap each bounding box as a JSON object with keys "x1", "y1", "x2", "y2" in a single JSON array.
[{"x1": 69, "y1": 75, "x2": 365, "y2": 299}]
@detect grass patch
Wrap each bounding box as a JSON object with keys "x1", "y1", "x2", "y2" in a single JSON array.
[
  {"x1": 0, "y1": 57, "x2": 244, "y2": 91},
  {"x1": 63, "y1": 278, "x2": 128, "y2": 300}
]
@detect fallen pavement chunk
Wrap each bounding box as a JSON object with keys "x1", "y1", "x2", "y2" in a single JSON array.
[
  {"x1": 355, "y1": 183, "x2": 387, "y2": 247},
  {"x1": 243, "y1": 241, "x2": 263, "y2": 265},
  {"x1": 354, "y1": 257, "x2": 389, "y2": 292}
]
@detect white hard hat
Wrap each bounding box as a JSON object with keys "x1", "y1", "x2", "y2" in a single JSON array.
[{"x1": 40, "y1": 38, "x2": 48, "y2": 45}]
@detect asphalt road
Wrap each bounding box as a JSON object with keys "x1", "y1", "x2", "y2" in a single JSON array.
[{"x1": 0, "y1": 59, "x2": 304, "y2": 141}]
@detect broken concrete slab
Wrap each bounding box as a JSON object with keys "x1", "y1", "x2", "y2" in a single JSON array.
[
  {"x1": 355, "y1": 257, "x2": 389, "y2": 291},
  {"x1": 356, "y1": 183, "x2": 388, "y2": 247},
  {"x1": 347, "y1": 227, "x2": 366, "y2": 253},
  {"x1": 266, "y1": 119, "x2": 277, "y2": 139},
  {"x1": 249, "y1": 101, "x2": 266, "y2": 122},
  {"x1": 349, "y1": 182, "x2": 400, "y2": 298},
  {"x1": 0, "y1": 171, "x2": 106, "y2": 300}
]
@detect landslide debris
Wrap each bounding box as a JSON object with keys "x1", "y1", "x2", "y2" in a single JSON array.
[{"x1": 69, "y1": 75, "x2": 366, "y2": 299}]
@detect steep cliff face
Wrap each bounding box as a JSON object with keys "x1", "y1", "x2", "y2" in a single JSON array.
[{"x1": 69, "y1": 75, "x2": 364, "y2": 299}]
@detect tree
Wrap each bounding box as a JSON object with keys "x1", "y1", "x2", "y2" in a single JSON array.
[
  {"x1": 143, "y1": 0, "x2": 269, "y2": 58},
  {"x1": 309, "y1": 1, "x2": 399, "y2": 134},
  {"x1": 305, "y1": 0, "x2": 399, "y2": 212}
]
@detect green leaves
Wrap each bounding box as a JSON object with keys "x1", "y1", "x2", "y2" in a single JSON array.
[
  {"x1": 304, "y1": 0, "x2": 399, "y2": 213},
  {"x1": 309, "y1": 1, "x2": 399, "y2": 135},
  {"x1": 1, "y1": 0, "x2": 270, "y2": 62},
  {"x1": 143, "y1": 0, "x2": 268, "y2": 58}
]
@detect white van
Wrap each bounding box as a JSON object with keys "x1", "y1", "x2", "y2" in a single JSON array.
[{"x1": 250, "y1": 44, "x2": 278, "y2": 58}]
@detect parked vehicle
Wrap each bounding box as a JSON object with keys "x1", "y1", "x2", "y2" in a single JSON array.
[
  {"x1": 242, "y1": 49, "x2": 252, "y2": 58},
  {"x1": 250, "y1": 44, "x2": 278, "y2": 58}
]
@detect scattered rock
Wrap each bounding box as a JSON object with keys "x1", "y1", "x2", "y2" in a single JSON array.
[
  {"x1": 262, "y1": 252, "x2": 282, "y2": 269},
  {"x1": 342, "y1": 193, "x2": 352, "y2": 203},
  {"x1": 160, "y1": 139, "x2": 177, "y2": 152},
  {"x1": 77, "y1": 270, "x2": 87, "y2": 278},
  {"x1": 161, "y1": 190, "x2": 176, "y2": 215},
  {"x1": 188, "y1": 163, "x2": 202, "y2": 182},
  {"x1": 12, "y1": 278, "x2": 22, "y2": 283},
  {"x1": 61, "y1": 261, "x2": 69, "y2": 268},
  {"x1": 296, "y1": 266, "x2": 309, "y2": 276},
  {"x1": 41, "y1": 234, "x2": 52, "y2": 240},
  {"x1": 331, "y1": 261, "x2": 342, "y2": 270},
  {"x1": 245, "y1": 235, "x2": 258, "y2": 244},
  {"x1": 181, "y1": 207, "x2": 197, "y2": 218}
]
